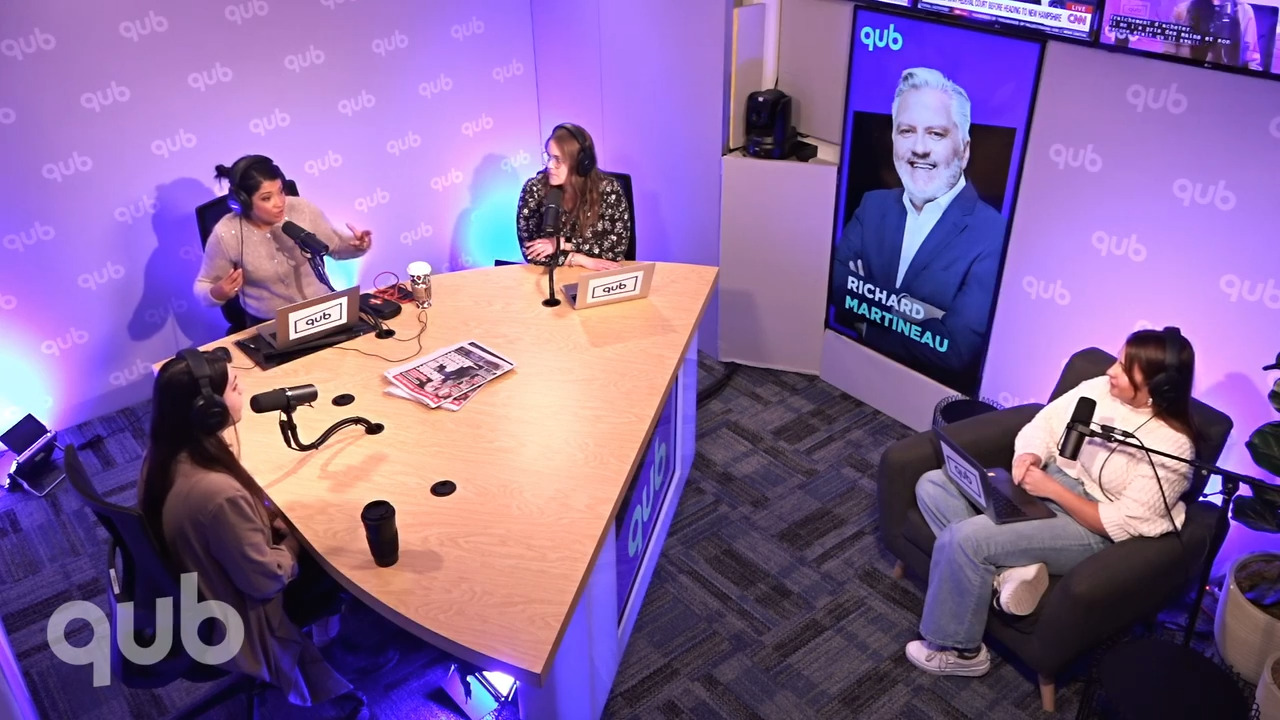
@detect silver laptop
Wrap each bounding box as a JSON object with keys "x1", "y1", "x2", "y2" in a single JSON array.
[
  {"x1": 934, "y1": 428, "x2": 1054, "y2": 524},
  {"x1": 561, "y1": 262, "x2": 656, "y2": 310},
  {"x1": 257, "y1": 286, "x2": 361, "y2": 350}
]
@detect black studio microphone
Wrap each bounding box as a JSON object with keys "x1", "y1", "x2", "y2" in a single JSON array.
[
  {"x1": 281, "y1": 221, "x2": 330, "y2": 257},
  {"x1": 250, "y1": 385, "x2": 319, "y2": 414},
  {"x1": 1058, "y1": 397, "x2": 1097, "y2": 461},
  {"x1": 541, "y1": 187, "x2": 564, "y2": 239}
]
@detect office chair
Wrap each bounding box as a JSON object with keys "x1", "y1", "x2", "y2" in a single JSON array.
[
  {"x1": 496, "y1": 171, "x2": 637, "y2": 265},
  {"x1": 877, "y1": 347, "x2": 1233, "y2": 712},
  {"x1": 602, "y1": 171, "x2": 636, "y2": 261},
  {"x1": 62, "y1": 445, "x2": 263, "y2": 719},
  {"x1": 194, "y1": 179, "x2": 300, "y2": 336}
]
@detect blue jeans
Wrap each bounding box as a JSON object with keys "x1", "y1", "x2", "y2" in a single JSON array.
[{"x1": 915, "y1": 462, "x2": 1113, "y2": 649}]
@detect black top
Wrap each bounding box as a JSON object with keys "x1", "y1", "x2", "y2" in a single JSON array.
[{"x1": 516, "y1": 174, "x2": 632, "y2": 266}]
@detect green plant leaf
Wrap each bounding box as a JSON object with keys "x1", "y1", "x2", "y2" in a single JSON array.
[
  {"x1": 1247, "y1": 421, "x2": 1280, "y2": 477},
  {"x1": 1270, "y1": 378, "x2": 1280, "y2": 414}
]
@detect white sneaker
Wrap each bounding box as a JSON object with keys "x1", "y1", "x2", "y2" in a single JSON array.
[
  {"x1": 905, "y1": 640, "x2": 991, "y2": 677},
  {"x1": 994, "y1": 563, "x2": 1049, "y2": 616}
]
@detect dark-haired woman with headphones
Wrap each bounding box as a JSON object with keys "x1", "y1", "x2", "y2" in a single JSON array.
[
  {"x1": 903, "y1": 328, "x2": 1198, "y2": 678},
  {"x1": 516, "y1": 124, "x2": 632, "y2": 271},
  {"x1": 195, "y1": 154, "x2": 373, "y2": 326},
  {"x1": 137, "y1": 348, "x2": 371, "y2": 718}
]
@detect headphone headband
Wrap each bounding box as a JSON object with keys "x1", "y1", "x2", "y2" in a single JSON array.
[
  {"x1": 226, "y1": 154, "x2": 281, "y2": 215},
  {"x1": 178, "y1": 347, "x2": 231, "y2": 434},
  {"x1": 553, "y1": 123, "x2": 596, "y2": 177},
  {"x1": 1148, "y1": 326, "x2": 1186, "y2": 411}
]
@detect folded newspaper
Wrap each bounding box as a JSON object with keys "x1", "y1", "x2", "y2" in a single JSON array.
[{"x1": 383, "y1": 340, "x2": 515, "y2": 411}]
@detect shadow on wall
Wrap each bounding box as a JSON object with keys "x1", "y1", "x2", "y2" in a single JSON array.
[
  {"x1": 127, "y1": 178, "x2": 224, "y2": 347},
  {"x1": 449, "y1": 153, "x2": 527, "y2": 271},
  {"x1": 1199, "y1": 371, "x2": 1277, "y2": 482}
]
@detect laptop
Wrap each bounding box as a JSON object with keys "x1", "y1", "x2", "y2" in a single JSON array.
[
  {"x1": 934, "y1": 428, "x2": 1055, "y2": 524},
  {"x1": 258, "y1": 286, "x2": 362, "y2": 350},
  {"x1": 561, "y1": 262, "x2": 656, "y2": 310}
]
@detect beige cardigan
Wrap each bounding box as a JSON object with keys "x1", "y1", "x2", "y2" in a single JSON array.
[{"x1": 139, "y1": 456, "x2": 349, "y2": 706}]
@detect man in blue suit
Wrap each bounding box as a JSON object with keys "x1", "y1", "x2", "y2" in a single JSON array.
[{"x1": 832, "y1": 67, "x2": 1006, "y2": 392}]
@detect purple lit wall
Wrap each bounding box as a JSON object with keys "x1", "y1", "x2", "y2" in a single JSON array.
[
  {"x1": 0, "y1": 0, "x2": 542, "y2": 438},
  {"x1": 981, "y1": 42, "x2": 1280, "y2": 566}
]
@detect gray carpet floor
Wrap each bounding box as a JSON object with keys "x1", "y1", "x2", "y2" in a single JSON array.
[{"x1": 0, "y1": 356, "x2": 1225, "y2": 719}]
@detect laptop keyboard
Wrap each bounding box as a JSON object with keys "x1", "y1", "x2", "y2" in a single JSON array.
[{"x1": 991, "y1": 491, "x2": 1028, "y2": 520}]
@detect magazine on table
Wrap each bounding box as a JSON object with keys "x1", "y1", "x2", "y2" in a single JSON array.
[
  {"x1": 384, "y1": 384, "x2": 481, "y2": 412},
  {"x1": 383, "y1": 340, "x2": 515, "y2": 409}
]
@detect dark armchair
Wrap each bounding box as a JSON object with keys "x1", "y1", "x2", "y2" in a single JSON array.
[{"x1": 877, "y1": 347, "x2": 1233, "y2": 712}]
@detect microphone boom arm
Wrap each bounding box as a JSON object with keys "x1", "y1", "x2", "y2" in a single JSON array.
[
  {"x1": 1078, "y1": 422, "x2": 1277, "y2": 647},
  {"x1": 276, "y1": 405, "x2": 384, "y2": 452}
]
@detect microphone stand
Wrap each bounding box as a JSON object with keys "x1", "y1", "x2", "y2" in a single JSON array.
[
  {"x1": 1076, "y1": 423, "x2": 1278, "y2": 646},
  {"x1": 276, "y1": 402, "x2": 383, "y2": 452},
  {"x1": 542, "y1": 236, "x2": 562, "y2": 308},
  {"x1": 307, "y1": 251, "x2": 335, "y2": 293}
]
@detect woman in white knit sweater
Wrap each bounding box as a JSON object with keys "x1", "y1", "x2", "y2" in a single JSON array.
[{"x1": 906, "y1": 328, "x2": 1198, "y2": 676}]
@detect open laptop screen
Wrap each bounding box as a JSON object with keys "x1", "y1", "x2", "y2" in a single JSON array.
[
  {"x1": 1, "y1": 414, "x2": 49, "y2": 455},
  {"x1": 938, "y1": 435, "x2": 986, "y2": 505}
]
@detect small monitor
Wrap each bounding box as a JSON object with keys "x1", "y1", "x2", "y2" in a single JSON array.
[
  {"x1": 1099, "y1": 0, "x2": 1279, "y2": 75},
  {"x1": 1, "y1": 414, "x2": 49, "y2": 456}
]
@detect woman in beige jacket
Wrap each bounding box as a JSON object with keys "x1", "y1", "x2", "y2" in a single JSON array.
[{"x1": 137, "y1": 348, "x2": 366, "y2": 717}]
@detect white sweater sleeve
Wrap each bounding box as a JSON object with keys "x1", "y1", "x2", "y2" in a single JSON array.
[
  {"x1": 1095, "y1": 430, "x2": 1195, "y2": 541},
  {"x1": 1013, "y1": 376, "x2": 1108, "y2": 462}
]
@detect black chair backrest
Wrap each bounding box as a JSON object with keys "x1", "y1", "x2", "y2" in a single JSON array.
[
  {"x1": 63, "y1": 446, "x2": 198, "y2": 688},
  {"x1": 1049, "y1": 347, "x2": 1234, "y2": 501},
  {"x1": 602, "y1": 171, "x2": 636, "y2": 261}
]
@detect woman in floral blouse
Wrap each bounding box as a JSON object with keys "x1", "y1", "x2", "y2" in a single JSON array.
[{"x1": 516, "y1": 123, "x2": 632, "y2": 271}]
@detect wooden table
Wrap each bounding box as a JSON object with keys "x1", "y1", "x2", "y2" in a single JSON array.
[{"x1": 175, "y1": 262, "x2": 717, "y2": 719}]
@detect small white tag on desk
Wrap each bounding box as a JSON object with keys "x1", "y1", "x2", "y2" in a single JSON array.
[{"x1": 586, "y1": 270, "x2": 644, "y2": 302}]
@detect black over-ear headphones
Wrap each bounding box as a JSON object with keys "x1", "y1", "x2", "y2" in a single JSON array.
[
  {"x1": 554, "y1": 123, "x2": 596, "y2": 177},
  {"x1": 179, "y1": 347, "x2": 232, "y2": 434},
  {"x1": 226, "y1": 154, "x2": 285, "y2": 215},
  {"x1": 1146, "y1": 326, "x2": 1186, "y2": 411}
]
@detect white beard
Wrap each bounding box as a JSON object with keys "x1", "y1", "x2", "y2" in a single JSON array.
[{"x1": 897, "y1": 157, "x2": 964, "y2": 208}]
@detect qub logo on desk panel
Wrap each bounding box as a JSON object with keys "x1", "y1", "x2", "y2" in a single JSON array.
[{"x1": 614, "y1": 382, "x2": 679, "y2": 622}]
